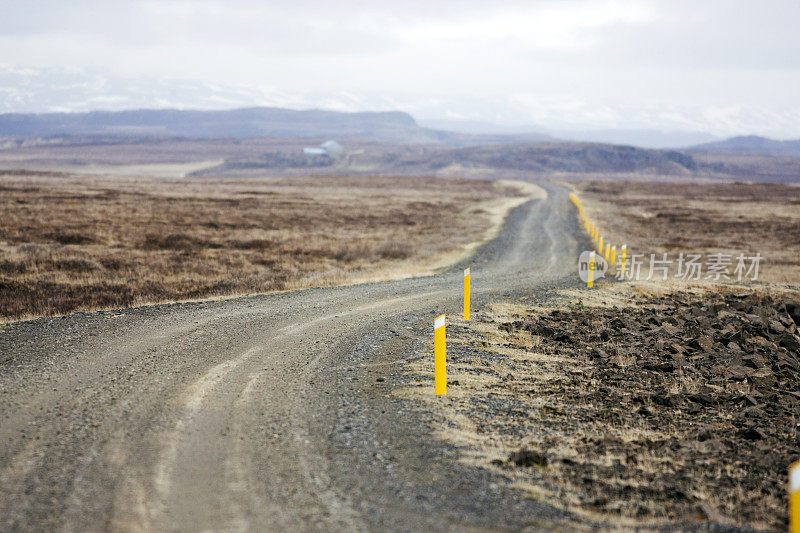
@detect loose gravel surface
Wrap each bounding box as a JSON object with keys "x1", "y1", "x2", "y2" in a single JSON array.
[{"x1": 0, "y1": 183, "x2": 586, "y2": 530}]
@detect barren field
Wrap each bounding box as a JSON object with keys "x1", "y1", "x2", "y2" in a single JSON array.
[
  {"x1": 573, "y1": 181, "x2": 800, "y2": 284},
  {"x1": 399, "y1": 283, "x2": 800, "y2": 530},
  {"x1": 0, "y1": 171, "x2": 536, "y2": 321}
]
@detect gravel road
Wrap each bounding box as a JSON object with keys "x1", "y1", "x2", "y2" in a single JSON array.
[{"x1": 0, "y1": 182, "x2": 584, "y2": 531}]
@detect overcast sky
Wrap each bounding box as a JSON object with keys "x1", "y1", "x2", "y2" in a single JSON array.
[{"x1": 1, "y1": 0, "x2": 799, "y2": 138}]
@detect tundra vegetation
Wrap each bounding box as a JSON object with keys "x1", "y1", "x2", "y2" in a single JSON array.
[{"x1": 0, "y1": 171, "x2": 527, "y2": 321}]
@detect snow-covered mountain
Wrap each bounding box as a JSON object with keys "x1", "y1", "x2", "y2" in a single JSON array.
[{"x1": 2, "y1": 66, "x2": 798, "y2": 148}]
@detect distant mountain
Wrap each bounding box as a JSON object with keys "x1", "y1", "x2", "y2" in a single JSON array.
[
  {"x1": 689, "y1": 135, "x2": 800, "y2": 157},
  {"x1": 0, "y1": 107, "x2": 439, "y2": 142},
  {"x1": 3, "y1": 67, "x2": 799, "y2": 148},
  {"x1": 0, "y1": 106, "x2": 564, "y2": 147},
  {"x1": 408, "y1": 142, "x2": 698, "y2": 175},
  {"x1": 551, "y1": 129, "x2": 721, "y2": 150},
  {"x1": 419, "y1": 119, "x2": 720, "y2": 149},
  {"x1": 210, "y1": 141, "x2": 698, "y2": 177}
]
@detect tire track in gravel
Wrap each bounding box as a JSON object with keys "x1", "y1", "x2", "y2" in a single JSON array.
[{"x1": 0, "y1": 182, "x2": 586, "y2": 531}]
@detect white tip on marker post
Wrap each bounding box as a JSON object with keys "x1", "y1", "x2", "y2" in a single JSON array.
[
  {"x1": 434, "y1": 314, "x2": 446, "y2": 395},
  {"x1": 790, "y1": 460, "x2": 800, "y2": 532}
]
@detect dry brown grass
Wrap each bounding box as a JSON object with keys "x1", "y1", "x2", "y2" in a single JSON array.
[
  {"x1": 0, "y1": 171, "x2": 532, "y2": 321},
  {"x1": 572, "y1": 181, "x2": 800, "y2": 285}
]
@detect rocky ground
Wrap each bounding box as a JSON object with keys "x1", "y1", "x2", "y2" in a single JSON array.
[{"x1": 400, "y1": 284, "x2": 800, "y2": 531}]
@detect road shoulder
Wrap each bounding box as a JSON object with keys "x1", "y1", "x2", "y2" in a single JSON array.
[{"x1": 394, "y1": 281, "x2": 800, "y2": 531}]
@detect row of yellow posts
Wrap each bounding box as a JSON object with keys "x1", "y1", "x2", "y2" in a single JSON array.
[
  {"x1": 435, "y1": 193, "x2": 622, "y2": 394},
  {"x1": 431, "y1": 195, "x2": 800, "y2": 527},
  {"x1": 569, "y1": 192, "x2": 627, "y2": 288},
  {"x1": 433, "y1": 267, "x2": 470, "y2": 396},
  {"x1": 569, "y1": 192, "x2": 800, "y2": 528}
]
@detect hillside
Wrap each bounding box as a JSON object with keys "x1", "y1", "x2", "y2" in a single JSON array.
[
  {"x1": 446, "y1": 143, "x2": 697, "y2": 174},
  {"x1": 6, "y1": 132, "x2": 800, "y2": 182},
  {"x1": 208, "y1": 142, "x2": 699, "y2": 177},
  {"x1": 0, "y1": 107, "x2": 432, "y2": 142},
  {"x1": 0, "y1": 107, "x2": 557, "y2": 146},
  {"x1": 690, "y1": 135, "x2": 800, "y2": 157}
]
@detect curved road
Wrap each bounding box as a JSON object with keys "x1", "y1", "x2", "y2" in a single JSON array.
[{"x1": 0, "y1": 182, "x2": 584, "y2": 531}]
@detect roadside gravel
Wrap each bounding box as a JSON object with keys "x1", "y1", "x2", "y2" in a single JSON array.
[{"x1": 1, "y1": 183, "x2": 587, "y2": 530}]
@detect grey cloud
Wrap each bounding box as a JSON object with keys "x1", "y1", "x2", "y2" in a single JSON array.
[{"x1": 0, "y1": 0, "x2": 798, "y2": 137}]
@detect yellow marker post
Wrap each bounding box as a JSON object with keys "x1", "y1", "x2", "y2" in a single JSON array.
[
  {"x1": 598, "y1": 236, "x2": 604, "y2": 255},
  {"x1": 620, "y1": 244, "x2": 627, "y2": 276},
  {"x1": 463, "y1": 267, "x2": 470, "y2": 321},
  {"x1": 611, "y1": 246, "x2": 616, "y2": 265},
  {"x1": 791, "y1": 460, "x2": 800, "y2": 533},
  {"x1": 591, "y1": 224, "x2": 596, "y2": 240},
  {"x1": 605, "y1": 243, "x2": 611, "y2": 262},
  {"x1": 587, "y1": 251, "x2": 596, "y2": 288},
  {"x1": 434, "y1": 314, "x2": 447, "y2": 395}
]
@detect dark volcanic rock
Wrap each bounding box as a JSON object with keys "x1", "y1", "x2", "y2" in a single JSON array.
[
  {"x1": 779, "y1": 331, "x2": 800, "y2": 353},
  {"x1": 737, "y1": 427, "x2": 766, "y2": 440},
  {"x1": 784, "y1": 301, "x2": 800, "y2": 326},
  {"x1": 482, "y1": 289, "x2": 799, "y2": 530},
  {"x1": 691, "y1": 336, "x2": 714, "y2": 352},
  {"x1": 508, "y1": 448, "x2": 548, "y2": 468}
]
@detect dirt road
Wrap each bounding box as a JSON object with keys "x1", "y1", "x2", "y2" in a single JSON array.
[{"x1": 0, "y1": 183, "x2": 584, "y2": 531}]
